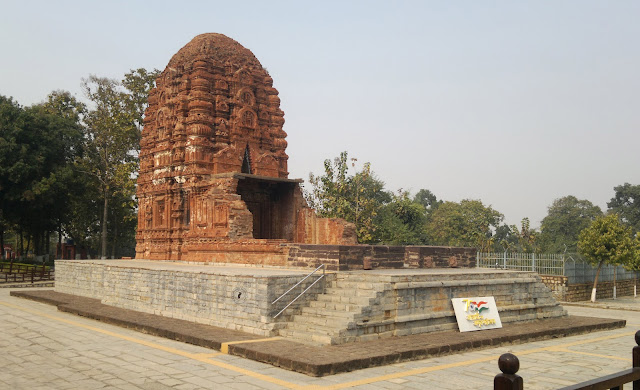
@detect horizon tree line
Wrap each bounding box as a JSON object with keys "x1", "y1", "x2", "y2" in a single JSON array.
[{"x1": 1, "y1": 81, "x2": 639, "y2": 268}]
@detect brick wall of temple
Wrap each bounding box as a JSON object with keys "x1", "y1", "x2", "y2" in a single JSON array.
[
  {"x1": 294, "y1": 209, "x2": 357, "y2": 246},
  {"x1": 285, "y1": 244, "x2": 476, "y2": 271}
]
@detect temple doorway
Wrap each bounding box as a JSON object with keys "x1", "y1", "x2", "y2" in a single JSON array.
[{"x1": 235, "y1": 175, "x2": 298, "y2": 240}]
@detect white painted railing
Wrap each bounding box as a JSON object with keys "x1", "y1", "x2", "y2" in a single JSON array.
[{"x1": 272, "y1": 264, "x2": 325, "y2": 318}]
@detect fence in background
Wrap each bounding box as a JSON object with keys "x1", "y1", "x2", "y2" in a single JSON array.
[
  {"x1": 477, "y1": 252, "x2": 638, "y2": 283},
  {"x1": 477, "y1": 252, "x2": 565, "y2": 276},
  {"x1": 0, "y1": 261, "x2": 54, "y2": 283}
]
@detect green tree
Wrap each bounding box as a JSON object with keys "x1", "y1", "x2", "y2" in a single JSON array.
[
  {"x1": 608, "y1": 183, "x2": 640, "y2": 233},
  {"x1": 76, "y1": 70, "x2": 157, "y2": 258},
  {"x1": 0, "y1": 95, "x2": 24, "y2": 259},
  {"x1": 494, "y1": 218, "x2": 539, "y2": 253},
  {"x1": 122, "y1": 68, "x2": 160, "y2": 144},
  {"x1": 106, "y1": 161, "x2": 138, "y2": 258},
  {"x1": 425, "y1": 199, "x2": 503, "y2": 250},
  {"x1": 64, "y1": 177, "x2": 102, "y2": 255},
  {"x1": 632, "y1": 234, "x2": 640, "y2": 271},
  {"x1": 621, "y1": 233, "x2": 640, "y2": 297},
  {"x1": 0, "y1": 94, "x2": 85, "y2": 259},
  {"x1": 413, "y1": 189, "x2": 442, "y2": 214},
  {"x1": 578, "y1": 213, "x2": 634, "y2": 302},
  {"x1": 81, "y1": 75, "x2": 140, "y2": 258},
  {"x1": 41, "y1": 91, "x2": 88, "y2": 252},
  {"x1": 538, "y1": 195, "x2": 603, "y2": 253},
  {"x1": 43, "y1": 90, "x2": 87, "y2": 122},
  {"x1": 374, "y1": 191, "x2": 427, "y2": 245},
  {"x1": 308, "y1": 152, "x2": 354, "y2": 219},
  {"x1": 307, "y1": 151, "x2": 389, "y2": 243}
]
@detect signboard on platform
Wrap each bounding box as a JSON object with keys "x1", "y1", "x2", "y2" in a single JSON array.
[{"x1": 451, "y1": 297, "x2": 502, "y2": 332}]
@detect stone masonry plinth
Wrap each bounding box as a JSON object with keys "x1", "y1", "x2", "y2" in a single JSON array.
[
  {"x1": 54, "y1": 259, "x2": 328, "y2": 336},
  {"x1": 55, "y1": 258, "x2": 566, "y2": 343}
]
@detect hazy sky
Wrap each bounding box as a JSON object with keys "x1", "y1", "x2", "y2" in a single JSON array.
[{"x1": 1, "y1": 1, "x2": 638, "y2": 228}]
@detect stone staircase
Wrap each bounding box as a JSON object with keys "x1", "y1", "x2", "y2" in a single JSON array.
[
  {"x1": 278, "y1": 270, "x2": 567, "y2": 345},
  {"x1": 278, "y1": 278, "x2": 383, "y2": 344}
]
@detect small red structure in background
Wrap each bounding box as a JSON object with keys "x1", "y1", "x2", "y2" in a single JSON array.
[
  {"x1": 2, "y1": 244, "x2": 15, "y2": 260},
  {"x1": 56, "y1": 240, "x2": 87, "y2": 260},
  {"x1": 57, "y1": 242, "x2": 76, "y2": 259}
]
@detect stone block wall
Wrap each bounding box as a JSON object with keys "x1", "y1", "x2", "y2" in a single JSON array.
[
  {"x1": 285, "y1": 244, "x2": 476, "y2": 271},
  {"x1": 55, "y1": 260, "x2": 330, "y2": 336},
  {"x1": 286, "y1": 245, "x2": 342, "y2": 270},
  {"x1": 55, "y1": 261, "x2": 105, "y2": 299},
  {"x1": 540, "y1": 274, "x2": 638, "y2": 302}
]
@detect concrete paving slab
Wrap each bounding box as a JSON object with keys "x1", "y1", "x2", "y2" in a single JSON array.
[{"x1": 562, "y1": 296, "x2": 640, "y2": 311}]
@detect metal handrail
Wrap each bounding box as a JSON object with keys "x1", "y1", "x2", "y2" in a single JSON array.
[{"x1": 272, "y1": 264, "x2": 325, "y2": 318}]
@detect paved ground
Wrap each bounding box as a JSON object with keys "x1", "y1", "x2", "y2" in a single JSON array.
[
  {"x1": 8, "y1": 289, "x2": 624, "y2": 377},
  {"x1": 563, "y1": 295, "x2": 640, "y2": 312},
  {"x1": 0, "y1": 288, "x2": 636, "y2": 389}
]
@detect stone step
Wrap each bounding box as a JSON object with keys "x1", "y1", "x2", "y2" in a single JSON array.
[
  {"x1": 286, "y1": 318, "x2": 335, "y2": 331},
  {"x1": 291, "y1": 314, "x2": 349, "y2": 329},
  {"x1": 291, "y1": 303, "x2": 566, "y2": 338},
  {"x1": 328, "y1": 280, "x2": 387, "y2": 290},
  {"x1": 391, "y1": 277, "x2": 541, "y2": 290},
  {"x1": 323, "y1": 286, "x2": 380, "y2": 296},
  {"x1": 314, "y1": 293, "x2": 374, "y2": 305},
  {"x1": 335, "y1": 271, "x2": 537, "y2": 283},
  {"x1": 278, "y1": 328, "x2": 334, "y2": 345},
  {"x1": 308, "y1": 300, "x2": 364, "y2": 312},
  {"x1": 284, "y1": 321, "x2": 344, "y2": 337},
  {"x1": 286, "y1": 323, "x2": 332, "y2": 335},
  {"x1": 325, "y1": 287, "x2": 380, "y2": 298},
  {"x1": 300, "y1": 305, "x2": 358, "y2": 318}
]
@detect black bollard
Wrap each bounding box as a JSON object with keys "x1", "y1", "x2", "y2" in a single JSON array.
[
  {"x1": 634, "y1": 331, "x2": 640, "y2": 390},
  {"x1": 495, "y1": 353, "x2": 523, "y2": 390}
]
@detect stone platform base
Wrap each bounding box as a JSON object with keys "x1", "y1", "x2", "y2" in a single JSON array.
[
  {"x1": 55, "y1": 260, "x2": 567, "y2": 343},
  {"x1": 11, "y1": 289, "x2": 624, "y2": 377},
  {"x1": 54, "y1": 259, "x2": 326, "y2": 336}
]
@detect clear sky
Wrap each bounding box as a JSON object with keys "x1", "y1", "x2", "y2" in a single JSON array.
[{"x1": 1, "y1": 1, "x2": 638, "y2": 228}]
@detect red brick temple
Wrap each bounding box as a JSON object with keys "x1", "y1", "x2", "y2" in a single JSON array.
[{"x1": 135, "y1": 33, "x2": 356, "y2": 263}]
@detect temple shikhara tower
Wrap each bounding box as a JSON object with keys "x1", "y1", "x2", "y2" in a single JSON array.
[{"x1": 135, "y1": 33, "x2": 355, "y2": 262}]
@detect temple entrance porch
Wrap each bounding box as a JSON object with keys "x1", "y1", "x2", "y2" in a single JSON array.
[{"x1": 233, "y1": 174, "x2": 302, "y2": 241}]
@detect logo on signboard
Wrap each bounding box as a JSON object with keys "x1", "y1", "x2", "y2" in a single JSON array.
[{"x1": 451, "y1": 296, "x2": 503, "y2": 332}]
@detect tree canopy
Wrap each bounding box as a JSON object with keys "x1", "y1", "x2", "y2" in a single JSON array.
[
  {"x1": 493, "y1": 218, "x2": 539, "y2": 253},
  {"x1": 0, "y1": 68, "x2": 158, "y2": 261},
  {"x1": 307, "y1": 151, "x2": 389, "y2": 243},
  {"x1": 79, "y1": 70, "x2": 158, "y2": 258},
  {"x1": 578, "y1": 213, "x2": 634, "y2": 267},
  {"x1": 375, "y1": 191, "x2": 428, "y2": 245},
  {"x1": 538, "y1": 195, "x2": 603, "y2": 253},
  {"x1": 578, "y1": 213, "x2": 635, "y2": 301},
  {"x1": 0, "y1": 93, "x2": 85, "y2": 258},
  {"x1": 425, "y1": 199, "x2": 503, "y2": 250},
  {"x1": 608, "y1": 183, "x2": 640, "y2": 233}
]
